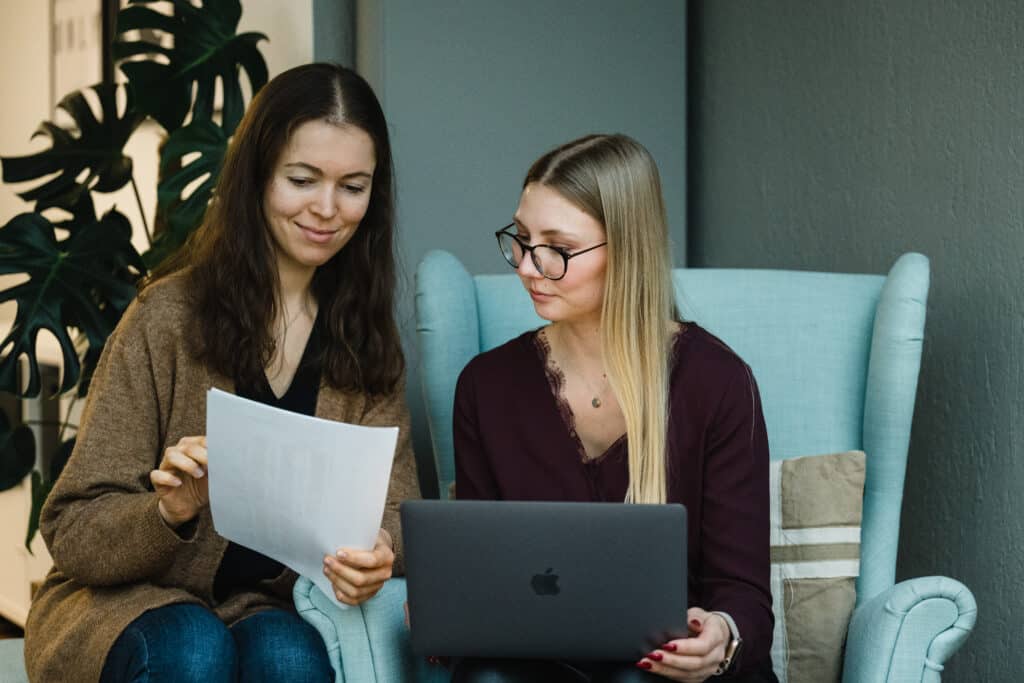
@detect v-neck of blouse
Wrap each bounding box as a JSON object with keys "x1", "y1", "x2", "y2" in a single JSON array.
[
  {"x1": 531, "y1": 325, "x2": 688, "y2": 466},
  {"x1": 215, "y1": 314, "x2": 323, "y2": 602},
  {"x1": 240, "y1": 314, "x2": 324, "y2": 412}
]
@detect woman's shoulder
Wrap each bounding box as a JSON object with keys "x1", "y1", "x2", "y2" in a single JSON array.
[
  {"x1": 110, "y1": 272, "x2": 192, "y2": 349},
  {"x1": 130, "y1": 272, "x2": 192, "y2": 322},
  {"x1": 458, "y1": 329, "x2": 540, "y2": 384},
  {"x1": 137, "y1": 271, "x2": 190, "y2": 307},
  {"x1": 674, "y1": 322, "x2": 757, "y2": 394}
]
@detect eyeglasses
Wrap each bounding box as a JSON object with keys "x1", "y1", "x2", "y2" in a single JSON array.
[{"x1": 495, "y1": 224, "x2": 606, "y2": 281}]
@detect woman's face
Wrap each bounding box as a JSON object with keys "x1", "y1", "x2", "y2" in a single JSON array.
[
  {"x1": 263, "y1": 119, "x2": 377, "y2": 278},
  {"x1": 512, "y1": 182, "x2": 607, "y2": 325}
]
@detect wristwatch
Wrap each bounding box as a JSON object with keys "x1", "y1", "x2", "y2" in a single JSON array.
[{"x1": 711, "y1": 611, "x2": 743, "y2": 676}]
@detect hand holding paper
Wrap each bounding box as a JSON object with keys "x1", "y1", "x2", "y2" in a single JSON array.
[
  {"x1": 323, "y1": 528, "x2": 395, "y2": 605},
  {"x1": 205, "y1": 389, "x2": 398, "y2": 608}
]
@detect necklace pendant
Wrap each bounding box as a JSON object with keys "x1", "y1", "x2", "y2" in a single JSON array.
[{"x1": 591, "y1": 397, "x2": 602, "y2": 408}]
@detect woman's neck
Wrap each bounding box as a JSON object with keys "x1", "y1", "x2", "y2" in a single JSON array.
[
  {"x1": 548, "y1": 319, "x2": 603, "y2": 371},
  {"x1": 276, "y1": 259, "x2": 316, "y2": 319}
]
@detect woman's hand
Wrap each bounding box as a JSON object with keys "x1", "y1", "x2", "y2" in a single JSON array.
[
  {"x1": 151, "y1": 435, "x2": 209, "y2": 528},
  {"x1": 323, "y1": 528, "x2": 395, "y2": 605},
  {"x1": 637, "y1": 607, "x2": 731, "y2": 681}
]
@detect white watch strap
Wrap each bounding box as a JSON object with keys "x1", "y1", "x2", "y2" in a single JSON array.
[
  {"x1": 711, "y1": 611, "x2": 740, "y2": 641},
  {"x1": 710, "y1": 611, "x2": 741, "y2": 676}
]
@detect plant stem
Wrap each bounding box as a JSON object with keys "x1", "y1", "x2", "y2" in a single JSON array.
[
  {"x1": 58, "y1": 395, "x2": 79, "y2": 443},
  {"x1": 130, "y1": 176, "x2": 153, "y2": 247}
]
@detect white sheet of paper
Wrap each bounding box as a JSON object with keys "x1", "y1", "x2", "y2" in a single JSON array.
[{"x1": 205, "y1": 388, "x2": 398, "y2": 608}]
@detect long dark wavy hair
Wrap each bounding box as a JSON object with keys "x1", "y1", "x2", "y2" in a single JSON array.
[{"x1": 148, "y1": 63, "x2": 404, "y2": 395}]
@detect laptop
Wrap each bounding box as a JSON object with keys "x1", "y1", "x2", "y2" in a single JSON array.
[{"x1": 401, "y1": 500, "x2": 688, "y2": 660}]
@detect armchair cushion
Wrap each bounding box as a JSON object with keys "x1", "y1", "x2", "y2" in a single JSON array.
[
  {"x1": 0, "y1": 639, "x2": 27, "y2": 683},
  {"x1": 842, "y1": 576, "x2": 977, "y2": 683},
  {"x1": 294, "y1": 576, "x2": 449, "y2": 683},
  {"x1": 770, "y1": 451, "x2": 866, "y2": 683}
]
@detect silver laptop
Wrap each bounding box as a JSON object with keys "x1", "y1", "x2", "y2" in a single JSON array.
[{"x1": 401, "y1": 500, "x2": 687, "y2": 660}]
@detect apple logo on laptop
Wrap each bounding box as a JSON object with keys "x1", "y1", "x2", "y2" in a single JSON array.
[{"x1": 531, "y1": 568, "x2": 560, "y2": 596}]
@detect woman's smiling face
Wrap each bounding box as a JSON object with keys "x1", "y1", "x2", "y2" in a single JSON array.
[{"x1": 262, "y1": 119, "x2": 377, "y2": 276}]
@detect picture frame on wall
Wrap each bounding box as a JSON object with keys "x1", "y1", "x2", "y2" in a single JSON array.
[{"x1": 49, "y1": 0, "x2": 115, "y2": 112}]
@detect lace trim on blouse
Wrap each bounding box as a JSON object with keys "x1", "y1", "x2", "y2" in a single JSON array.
[
  {"x1": 533, "y1": 327, "x2": 603, "y2": 463},
  {"x1": 532, "y1": 325, "x2": 688, "y2": 464}
]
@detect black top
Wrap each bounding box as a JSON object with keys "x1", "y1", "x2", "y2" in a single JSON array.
[
  {"x1": 213, "y1": 317, "x2": 323, "y2": 602},
  {"x1": 454, "y1": 324, "x2": 774, "y2": 675}
]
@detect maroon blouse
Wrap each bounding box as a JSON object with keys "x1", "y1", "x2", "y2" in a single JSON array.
[{"x1": 453, "y1": 324, "x2": 773, "y2": 673}]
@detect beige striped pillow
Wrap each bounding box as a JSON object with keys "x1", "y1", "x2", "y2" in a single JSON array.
[{"x1": 769, "y1": 451, "x2": 866, "y2": 683}]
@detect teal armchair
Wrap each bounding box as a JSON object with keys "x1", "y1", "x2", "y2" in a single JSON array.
[{"x1": 297, "y1": 250, "x2": 976, "y2": 682}]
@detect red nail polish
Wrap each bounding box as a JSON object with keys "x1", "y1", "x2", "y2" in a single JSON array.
[
  {"x1": 662, "y1": 642, "x2": 677, "y2": 652},
  {"x1": 689, "y1": 618, "x2": 702, "y2": 629},
  {"x1": 647, "y1": 652, "x2": 663, "y2": 661},
  {"x1": 636, "y1": 660, "x2": 653, "y2": 670}
]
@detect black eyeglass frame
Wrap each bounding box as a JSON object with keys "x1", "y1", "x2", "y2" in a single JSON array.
[{"x1": 494, "y1": 224, "x2": 607, "y2": 281}]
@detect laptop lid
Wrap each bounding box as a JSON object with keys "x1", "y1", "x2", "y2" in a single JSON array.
[{"x1": 402, "y1": 500, "x2": 687, "y2": 661}]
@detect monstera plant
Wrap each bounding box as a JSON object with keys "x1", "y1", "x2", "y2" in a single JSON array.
[{"x1": 0, "y1": 0, "x2": 268, "y2": 547}]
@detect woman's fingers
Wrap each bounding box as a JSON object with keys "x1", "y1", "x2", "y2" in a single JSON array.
[
  {"x1": 642, "y1": 657, "x2": 718, "y2": 681},
  {"x1": 150, "y1": 469, "x2": 182, "y2": 488},
  {"x1": 324, "y1": 556, "x2": 392, "y2": 587},
  {"x1": 636, "y1": 608, "x2": 729, "y2": 681},
  {"x1": 160, "y1": 436, "x2": 207, "y2": 475},
  {"x1": 645, "y1": 647, "x2": 721, "y2": 674},
  {"x1": 326, "y1": 572, "x2": 386, "y2": 604},
  {"x1": 322, "y1": 530, "x2": 396, "y2": 605},
  {"x1": 178, "y1": 435, "x2": 207, "y2": 448},
  {"x1": 151, "y1": 436, "x2": 210, "y2": 527},
  {"x1": 323, "y1": 554, "x2": 391, "y2": 604},
  {"x1": 336, "y1": 539, "x2": 395, "y2": 569},
  {"x1": 638, "y1": 644, "x2": 720, "y2": 681},
  {"x1": 180, "y1": 441, "x2": 208, "y2": 467},
  {"x1": 160, "y1": 447, "x2": 206, "y2": 479},
  {"x1": 664, "y1": 633, "x2": 718, "y2": 657}
]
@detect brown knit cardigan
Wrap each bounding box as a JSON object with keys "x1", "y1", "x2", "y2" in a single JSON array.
[{"x1": 23, "y1": 276, "x2": 421, "y2": 682}]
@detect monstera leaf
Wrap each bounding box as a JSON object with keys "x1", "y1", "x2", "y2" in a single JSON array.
[
  {"x1": 0, "y1": 84, "x2": 144, "y2": 212},
  {"x1": 42, "y1": 191, "x2": 99, "y2": 234},
  {"x1": 0, "y1": 211, "x2": 144, "y2": 398},
  {"x1": 145, "y1": 119, "x2": 228, "y2": 266},
  {"x1": 115, "y1": 0, "x2": 268, "y2": 132},
  {"x1": 0, "y1": 408, "x2": 36, "y2": 491}
]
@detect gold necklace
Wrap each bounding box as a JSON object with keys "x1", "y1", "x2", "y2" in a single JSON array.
[
  {"x1": 581, "y1": 372, "x2": 608, "y2": 409},
  {"x1": 278, "y1": 297, "x2": 312, "y2": 334},
  {"x1": 545, "y1": 327, "x2": 609, "y2": 409},
  {"x1": 560, "y1": 358, "x2": 607, "y2": 409},
  {"x1": 280, "y1": 305, "x2": 304, "y2": 330}
]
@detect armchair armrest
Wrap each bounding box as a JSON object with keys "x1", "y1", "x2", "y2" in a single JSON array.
[
  {"x1": 293, "y1": 576, "x2": 448, "y2": 683},
  {"x1": 842, "y1": 576, "x2": 977, "y2": 683}
]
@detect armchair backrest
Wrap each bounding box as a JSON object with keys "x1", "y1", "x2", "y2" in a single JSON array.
[{"x1": 415, "y1": 250, "x2": 929, "y2": 603}]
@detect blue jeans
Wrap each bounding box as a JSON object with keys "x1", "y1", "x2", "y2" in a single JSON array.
[{"x1": 99, "y1": 603, "x2": 334, "y2": 683}]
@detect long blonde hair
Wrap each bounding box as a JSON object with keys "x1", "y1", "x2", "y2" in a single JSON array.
[{"x1": 525, "y1": 134, "x2": 678, "y2": 504}]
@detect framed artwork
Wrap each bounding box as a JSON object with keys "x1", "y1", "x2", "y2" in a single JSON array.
[{"x1": 49, "y1": 0, "x2": 108, "y2": 111}]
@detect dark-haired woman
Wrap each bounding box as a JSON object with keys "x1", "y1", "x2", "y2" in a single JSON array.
[{"x1": 23, "y1": 63, "x2": 420, "y2": 683}]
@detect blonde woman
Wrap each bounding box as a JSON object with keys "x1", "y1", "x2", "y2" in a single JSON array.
[{"x1": 453, "y1": 135, "x2": 775, "y2": 682}]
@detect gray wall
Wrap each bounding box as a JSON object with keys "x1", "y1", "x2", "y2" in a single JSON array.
[
  {"x1": 312, "y1": 0, "x2": 354, "y2": 67},
  {"x1": 354, "y1": 0, "x2": 688, "y2": 497},
  {"x1": 689, "y1": 1, "x2": 1023, "y2": 680}
]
